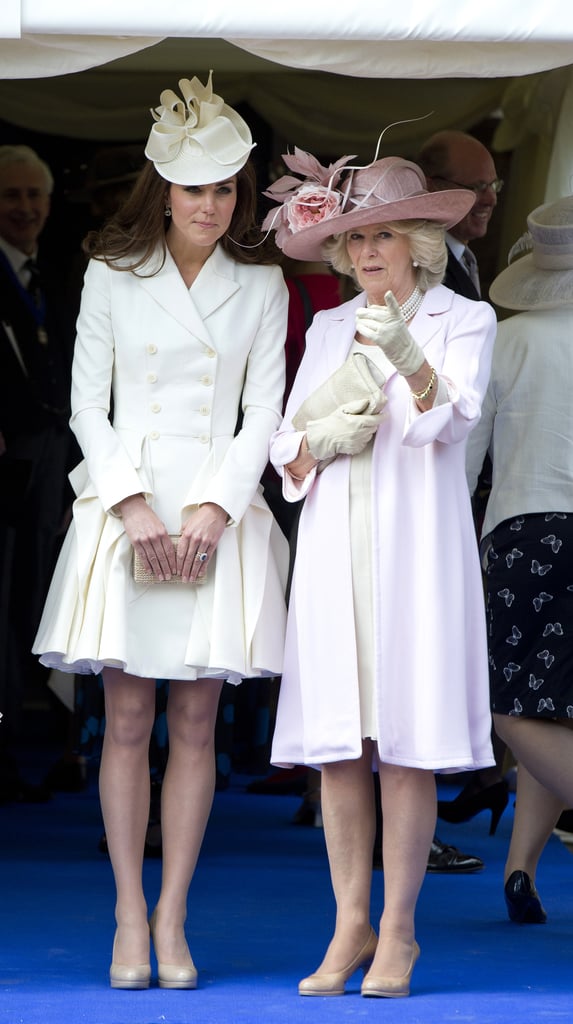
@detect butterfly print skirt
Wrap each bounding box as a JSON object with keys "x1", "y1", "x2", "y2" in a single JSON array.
[{"x1": 485, "y1": 512, "x2": 573, "y2": 719}]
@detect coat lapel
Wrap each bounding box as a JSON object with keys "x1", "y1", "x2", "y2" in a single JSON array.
[
  {"x1": 320, "y1": 287, "x2": 452, "y2": 380},
  {"x1": 137, "y1": 244, "x2": 240, "y2": 347},
  {"x1": 411, "y1": 284, "x2": 453, "y2": 350}
]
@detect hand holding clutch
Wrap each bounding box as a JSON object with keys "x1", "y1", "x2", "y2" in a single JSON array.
[
  {"x1": 355, "y1": 291, "x2": 425, "y2": 377},
  {"x1": 306, "y1": 400, "x2": 384, "y2": 462},
  {"x1": 292, "y1": 350, "x2": 387, "y2": 432},
  {"x1": 132, "y1": 536, "x2": 207, "y2": 584}
]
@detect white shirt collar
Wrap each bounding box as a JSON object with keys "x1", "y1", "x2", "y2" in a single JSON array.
[
  {"x1": 445, "y1": 232, "x2": 467, "y2": 263},
  {"x1": 0, "y1": 236, "x2": 38, "y2": 277}
]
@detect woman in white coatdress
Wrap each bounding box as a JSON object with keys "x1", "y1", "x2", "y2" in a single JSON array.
[
  {"x1": 33, "y1": 74, "x2": 288, "y2": 989},
  {"x1": 264, "y1": 151, "x2": 497, "y2": 998}
]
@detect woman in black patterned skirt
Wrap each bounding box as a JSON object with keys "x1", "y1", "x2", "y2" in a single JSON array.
[{"x1": 467, "y1": 194, "x2": 573, "y2": 924}]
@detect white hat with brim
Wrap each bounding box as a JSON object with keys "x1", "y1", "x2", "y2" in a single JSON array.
[
  {"x1": 490, "y1": 195, "x2": 573, "y2": 311},
  {"x1": 144, "y1": 72, "x2": 255, "y2": 186},
  {"x1": 263, "y1": 156, "x2": 475, "y2": 263}
]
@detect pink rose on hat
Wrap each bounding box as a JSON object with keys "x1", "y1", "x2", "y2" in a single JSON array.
[
  {"x1": 261, "y1": 147, "x2": 356, "y2": 245},
  {"x1": 287, "y1": 184, "x2": 342, "y2": 232}
]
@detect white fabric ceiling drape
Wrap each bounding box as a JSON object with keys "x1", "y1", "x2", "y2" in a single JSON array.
[
  {"x1": 2, "y1": 2, "x2": 573, "y2": 79},
  {"x1": 1, "y1": 2, "x2": 573, "y2": 274}
]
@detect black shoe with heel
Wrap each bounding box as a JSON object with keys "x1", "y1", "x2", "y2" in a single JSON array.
[
  {"x1": 437, "y1": 780, "x2": 508, "y2": 836},
  {"x1": 504, "y1": 870, "x2": 547, "y2": 924}
]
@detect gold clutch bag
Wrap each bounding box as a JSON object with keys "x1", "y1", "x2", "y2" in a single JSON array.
[
  {"x1": 292, "y1": 351, "x2": 386, "y2": 430},
  {"x1": 132, "y1": 535, "x2": 207, "y2": 585}
]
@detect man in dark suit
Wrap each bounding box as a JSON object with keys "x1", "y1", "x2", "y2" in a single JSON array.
[
  {"x1": 0, "y1": 145, "x2": 73, "y2": 801},
  {"x1": 417, "y1": 130, "x2": 502, "y2": 299}
]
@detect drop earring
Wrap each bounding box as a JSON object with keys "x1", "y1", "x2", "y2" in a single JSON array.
[
  {"x1": 164, "y1": 205, "x2": 172, "y2": 217},
  {"x1": 412, "y1": 260, "x2": 419, "y2": 268}
]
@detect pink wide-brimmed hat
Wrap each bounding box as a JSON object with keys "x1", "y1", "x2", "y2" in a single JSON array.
[
  {"x1": 262, "y1": 148, "x2": 475, "y2": 262},
  {"x1": 489, "y1": 195, "x2": 573, "y2": 310}
]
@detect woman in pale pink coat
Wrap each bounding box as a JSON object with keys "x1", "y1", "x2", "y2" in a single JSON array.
[{"x1": 265, "y1": 151, "x2": 497, "y2": 998}]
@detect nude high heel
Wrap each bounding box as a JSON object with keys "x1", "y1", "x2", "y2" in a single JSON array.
[
  {"x1": 298, "y1": 927, "x2": 378, "y2": 996},
  {"x1": 361, "y1": 939, "x2": 420, "y2": 998},
  {"x1": 149, "y1": 911, "x2": 198, "y2": 990},
  {"x1": 109, "y1": 932, "x2": 151, "y2": 990}
]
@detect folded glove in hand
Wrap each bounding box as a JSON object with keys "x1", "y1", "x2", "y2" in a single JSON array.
[{"x1": 306, "y1": 398, "x2": 384, "y2": 463}]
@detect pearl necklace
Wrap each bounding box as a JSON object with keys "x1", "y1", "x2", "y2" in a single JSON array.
[{"x1": 398, "y1": 285, "x2": 424, "y2": 321}]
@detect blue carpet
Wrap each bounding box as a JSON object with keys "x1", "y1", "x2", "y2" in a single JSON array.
[{"x1": 1, "y1": 776, "x2": 572, "y2": 1023}]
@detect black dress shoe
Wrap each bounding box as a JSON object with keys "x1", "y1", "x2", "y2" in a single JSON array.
[
  {"x1": 426, "y1": 836, "x2": 484, "y2": 873},
  {"x1": 504, "y1": 870, "x2": 547, "y2": 923}
]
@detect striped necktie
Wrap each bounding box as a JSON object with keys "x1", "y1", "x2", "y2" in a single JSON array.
[
  {"x1": 24, "y1": 257, "x2": 43, "y2": 309},
  {"x1": 462, "y1": 247, "x2": 481, "y2": 296},
  {"x1": 23, "y1": 258, "x2": 48, "y2": 343}
]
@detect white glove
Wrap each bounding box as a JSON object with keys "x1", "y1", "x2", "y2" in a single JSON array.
[
  {"x1": 306, "y1": 397, "x2": 385, "y2": 462},
  {"x1": 355, "y1": 290, "x2": 425, "y2": 377}
]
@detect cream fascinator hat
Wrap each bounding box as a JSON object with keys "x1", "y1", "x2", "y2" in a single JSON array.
[
  {"x1": 489, "y1": 195, "x2": 573, "y2": 311},
  {"x1": 145, "y1": 71, "x2": 255, "y2": 186},
  {"x1": 262, "y1": 148, "x2": 475, "y2": 261}
]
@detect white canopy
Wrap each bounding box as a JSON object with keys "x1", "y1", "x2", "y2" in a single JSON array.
[
  {"x1": 1, "y1": 2, "x2": 573, "y2": 270},
  {"x1": 2, "y1": 2, "x2": 573, "y2": 79}
]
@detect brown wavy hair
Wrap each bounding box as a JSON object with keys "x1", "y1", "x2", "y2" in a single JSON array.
[{"x1": 82, "y1": 159, "x2": 279, "y2": 272}]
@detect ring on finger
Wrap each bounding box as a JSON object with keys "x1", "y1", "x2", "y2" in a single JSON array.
[{"x1": 197, "y1": 552, "x2": 208, "y2": 563}]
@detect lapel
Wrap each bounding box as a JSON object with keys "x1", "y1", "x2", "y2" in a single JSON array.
[
  {"x1": 137, "y1": 243, "x2": 240, "y2": 347},
  {"x1": 321, "y1": 287, "x2": 448, "y2": 371},
  {"x1": 411, "y1": 284, "x2": 451, "y2": 346},
  {"x1": 318, "y1": 285, "x2": 456, "y2": 393}
]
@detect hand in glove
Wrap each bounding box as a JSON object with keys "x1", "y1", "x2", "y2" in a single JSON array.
[
  {"x1": 355, "y1": 290, "x2": 425, "y2": 377},
  {"x1": 306, "y1": 397, "x2": 385, "y2": 463}
]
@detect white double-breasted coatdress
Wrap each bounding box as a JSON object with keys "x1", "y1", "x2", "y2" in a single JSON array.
[
  {"x1": 34, "y1": 243, "x2": 289, "y2": 683},
  {"x1": 269, "y1": 284, "x2": 497, "y2": 769}
]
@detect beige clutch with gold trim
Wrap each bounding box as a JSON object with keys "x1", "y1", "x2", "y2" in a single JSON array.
[
  {"x1": 292, "y1": 351, "x2": 386, "y2": 430},
  {"x1": 132, "y1": 536, "x2": 207, "y2": 584}
]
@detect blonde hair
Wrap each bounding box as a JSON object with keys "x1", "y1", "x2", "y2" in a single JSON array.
[{"x1": 321, "y1": 219, "x2": 447, "y2": 292}]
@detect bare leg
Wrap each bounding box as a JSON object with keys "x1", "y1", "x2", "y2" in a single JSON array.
[
  {"x1": 493, "y1": 713, "x2": 571, "y2": 885},
  {"x1": 494, "y1": 713, "x2": 573, "y2": 806},
  {"x1": 99, "y1": 668, "x2": 156, "y2": 965},
  {"x1": 310, "y1": 742, "x2": 376, "y2": 973},
  {"x1": 504, "y1": 761, "x2": 564, "y2": 885},
  {"x1": 150, "y1": 677, "x2": 223, "y2": 965},
  {"x1": 369, "y1": 764, "x2": 436, "y2": 979}
]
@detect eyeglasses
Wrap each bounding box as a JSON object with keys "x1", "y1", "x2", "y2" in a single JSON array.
[{"x1": 434, "y1": 176, "x2": 504, "y2": 195}]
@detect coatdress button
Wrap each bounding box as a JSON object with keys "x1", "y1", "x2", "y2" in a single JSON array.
[
  {"x1": 151, "y1": 402, "x2": 161, "y2": 413},
  {"x1": 147, "y1": 343, "x2": 158, "y2": 354},
  {"x1": 199, "y1": 405, "x2": 210, "y2": 416},
  {"x1": 199, "y1": 434, "x2": 210, "y2": 444},
  {"x1": 201, "y1": 375, "x2": 213, "y2": 386},
  {"x1": 147, "y1": 372, "x2": 158, "y2": 383},
  {"x1": 204, "y1": 347, "x2": 216, "y2": 358},
  {"x1": 149, "y1": 431, "x2": 160, "y2": 440}
]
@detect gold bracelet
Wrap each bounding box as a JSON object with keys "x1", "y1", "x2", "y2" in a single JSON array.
[{"x1": 410, "y1": 366, "x2": 437, "y2": 401}]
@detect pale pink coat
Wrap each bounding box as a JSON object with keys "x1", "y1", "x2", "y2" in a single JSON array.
[{"x1": 270, "y1": 284, "x2": 497, "y2": 770}]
